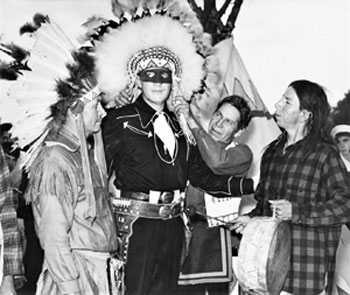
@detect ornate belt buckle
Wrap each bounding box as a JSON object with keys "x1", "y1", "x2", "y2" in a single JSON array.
[
  {"x1": 160, "y1": 191, "x2": 174, "y2": 204},
  {"x1": 159, "y1": 205, "x2": 173, "y2": 219}
]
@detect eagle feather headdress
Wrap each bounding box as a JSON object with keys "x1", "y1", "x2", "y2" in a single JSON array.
[
  {"x1": 90, "y1": 0, "x2": 222, "y2": 102},
  {"x1": 83, "y1": 0, "x2": 223, "y2": 143},
  {"x1": 0, "y1": 14, "x2": 99, "y2": 150},
  {"x1": 0, "y1": 14, "x2": 105, "y2": 219},
  {"x1": 95, "y1": 15, "x2": 204, "y2": 102}
]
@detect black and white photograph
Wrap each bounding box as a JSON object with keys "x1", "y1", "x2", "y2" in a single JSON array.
[{"x1": 0, "y1": 1, "x2": 349, "y2": 295}]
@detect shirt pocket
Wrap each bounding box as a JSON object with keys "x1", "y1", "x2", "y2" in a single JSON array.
[{"x1": 285, "y1": 180, "x2": 317, "y2": 206}]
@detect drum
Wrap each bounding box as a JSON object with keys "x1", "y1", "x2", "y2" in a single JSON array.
[{"x1": 237, "y1": 217, "x2": 291, "y2": 295}]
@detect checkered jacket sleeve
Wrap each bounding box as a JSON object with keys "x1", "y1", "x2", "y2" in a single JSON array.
[{"x1": 0, "y1": 146, "x2": 24, "y2": 286}]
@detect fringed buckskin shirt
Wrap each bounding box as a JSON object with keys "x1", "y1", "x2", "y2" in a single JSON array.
[
  {"x1": 27, "y1": 129, "x2": 118, "y2": 294},
  {"x1": 250, "y1": 133, "x2": 350, "y2": 295}
]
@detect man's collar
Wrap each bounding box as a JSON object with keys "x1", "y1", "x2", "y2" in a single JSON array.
[
  {"x1": 135, "y1": 96, "x2": 171, "y2": 127},
  {"x1": 46, "y1": 128, "x2": 80, "y2": 152},
  {"x1": 225, "y1": 140, "x2": 238, "y2": 150},
  {"x1": 273, "y1": 131, "x2": 307, "y2": 152}
]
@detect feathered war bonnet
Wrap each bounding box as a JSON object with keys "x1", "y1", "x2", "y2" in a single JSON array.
[
  {"x1": 0, "y1": 14, "x2": 106, "y2": 220},
  {"x1": 92, "y1": 0, "x2": 222, "y2": 141},
  {"x1": 95, "y1": 14, "x2": 203, "y2": 103}
]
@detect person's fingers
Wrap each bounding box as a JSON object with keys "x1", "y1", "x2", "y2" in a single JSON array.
[
  {"x1": 269, "y1": 199, "x2": 287, "y2": 205},
  {"x1": 116, "y1": 95, "x2": 130, "y2": 106},
  {"x1": 230, "y1": 217, "x2": 244, "y2": 224},
  {"x1": 235, "y1": 224, "x2": 246, "y2": 234},
  {"x1": 174, "y1": 104, "x2": 189, "y2": 117},
  {"x1": 229, "y1": 222, "x2": 246, "y2": 234},
  {"x1": 230, "y1": 223, "x2": 241, "y2": 230},
  {"x1": 173, "y1": 104, "x2": 184, "y2": 115},
  {"x1": 173, "y1": 95, "x2": 186, "y2": 105}
]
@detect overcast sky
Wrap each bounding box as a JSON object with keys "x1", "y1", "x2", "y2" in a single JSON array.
[{"x1": 1, "y1": 0, "x2": 349, "y2": 112}]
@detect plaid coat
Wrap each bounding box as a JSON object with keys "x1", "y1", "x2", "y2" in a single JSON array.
[
  {"x1": 250, "y1": 133, "x2": 350, "y2": 295},
  {"x1": 0, "y1": 145, "x2": 24, "y2": 288}
]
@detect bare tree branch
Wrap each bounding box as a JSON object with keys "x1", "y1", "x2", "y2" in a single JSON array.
[
  {"x1": 224, "y1": 0, "x2": 244, "y2": 33},
  {"x1": 217, "y1": 0, "x2": 232, "y2": 19},
  {"x1": 187, "y1": 0, "x2": 202, "y2": 17},
  {"x1": 186, "y1": 0, "x2": 244, "y2": 45},
  {"x1": 202, "y1": 0, "x2": 216, "y2": 30}
]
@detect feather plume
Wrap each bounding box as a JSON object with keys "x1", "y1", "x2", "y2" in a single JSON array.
[
  {"x1": 1, "y1": 15, "x2": 91, "y2": 148},
  {"x1": 33, "y1": 13, "x2": 49, "y2": 27},
  {"x1": 167, "y1": 1, "x2": 181, "y2": 18},
  {"x1": 143, "y1": 0, "x2": 159, "y2": 12},
  {"x1": 0, "y1": 43, "x2": 29, "y2": 62},
  {"x1": 0, "y1": 62, "x2": 19, "y2": 80},
  {"x1": 71, "y1": 51, "x2": 95, "y2": 77},
  {"x1": 20, "y1": 13, "x2": 49, "y2": 35},
  {"x1": 81, "y1": 16, "x2": 111, "y2": 42},
  {"x1": 19, "y1": 23, "x2": 37, "y2": 35},
  {"x1": 55, "y1": 82, "x2": 75, "y2": 101},
  {"x1": 0, "y1": 42, "x2": 31, "y2": 80},
  {"x1": 158, "y1": 0, "x2": 174, "y2": 11},
  {"x1": 112, "y1": 0, "x2": 140, "y2": 19},
  {"x1": 58, "y1": 51, "x2": 97, "y2": 101}
]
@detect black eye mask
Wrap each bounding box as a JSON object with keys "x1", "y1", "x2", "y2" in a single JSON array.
[{"x1": 139, "y1": 68, "x2": 172, "y2": 84}]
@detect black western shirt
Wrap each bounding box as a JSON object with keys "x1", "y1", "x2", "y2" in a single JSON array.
[{"x1": 102, "y1": 97, "x2": 189, "y2": 193}]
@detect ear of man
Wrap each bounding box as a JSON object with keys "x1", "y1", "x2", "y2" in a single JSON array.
[
  {"x1": 136, "y1": 76, "x2": 142, "y2": 89},
  {"x1": 298, "y1": 109, "x2": 312, "y2": 124}
]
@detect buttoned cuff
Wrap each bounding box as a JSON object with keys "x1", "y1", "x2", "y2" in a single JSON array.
[
  {"x1": 228, "y1": 177, "x2": 254, "y2": 196},
  {"x1": 3, "y1": 258, "x2": 24, "y2": 277},
  {"x1": 291, "y1": 202, "x2": 305, "y2": 225},
  {"x1": 3, "y1": 258, "x2": 26, "y2": 289},
  {"x1": 57, "y1": 279, "x2": 81, "y2": 294}
]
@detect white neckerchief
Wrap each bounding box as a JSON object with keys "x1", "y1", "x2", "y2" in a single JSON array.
[{"x1": 153, "y1": 112, "x2": 176, "y2": 158}]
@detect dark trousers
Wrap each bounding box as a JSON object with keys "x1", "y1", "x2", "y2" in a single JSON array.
[
  {"x1": 177, "y1": 283, "x2": 229, "y2": 295},
  {"x1": 125, "y1": 217, "x2": 184, "y2": 295}
]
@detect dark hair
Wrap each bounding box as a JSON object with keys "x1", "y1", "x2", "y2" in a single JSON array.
[
  {"x1": 289, "y1": 80, "x2": 333, "y2": 148},
  {"x1": 216, "y1": 95, "x2": 252, "y2": 130}
]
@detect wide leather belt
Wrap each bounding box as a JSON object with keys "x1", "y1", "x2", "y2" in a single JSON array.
[
  {"x1": 121, "y1": 191, "x2": 150, "y2": 201},
  {"x1": 121, "y1": 190, "x2": 176, "y2": 204},
  {"x1": 112, "y1": 198, "x2": 183, "y2": 220}
]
